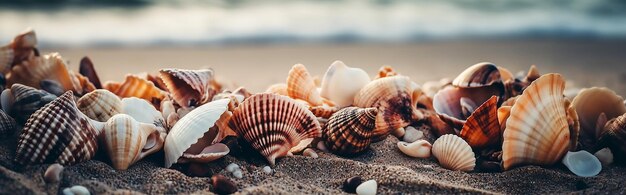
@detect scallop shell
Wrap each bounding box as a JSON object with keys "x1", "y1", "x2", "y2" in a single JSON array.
[
  {"x1": 1, "y1": 84, "x2": 57, "y2": 124},
  {"x1": 77, "y1": 89, "x2": 122, "y2": 122},
  {"x1": 452, "y1": 62, "x2": 503, "y2": 88},
  {"x1": 309, "y1": 105, "x2": 339, "y2": 119},
  {"x1": 322, "y1": 107, "x2": 378, "y2": 155},
  {"x1": 572, "y1": 87, "x2": 626, "y2": 151},
  {"x1": 0, "y1": 110, "x2": 17, "y2": 138},
  {"x1": 375, "y1": 65, "x2": 398, "y2": 79},
  {"x1": 266, "y1": 83, "x2": 288, "y2": 96},
  {"x1": 320, "y1": 61, "x2": 371, "y2": 108},
  {"x1": 108, "y1": 74, "x2": 167, "y2": 107},
  {"x1": 502, "y1": 74, "x2": 572, "y2": 170},
  {"x1": 101, "y1": 114, "x2": 163, "y2": 170},
  {"x1": 287, "y1": 64, "x2": 324, "y2": 106},
  {"x1": 598, "y1": 113, "x2": 626, "y2": 164},
  {"x1": 79, "y1": 56, "x2": 102, "y2": 89},
  {"x1": 15, "y1": 91, "x2": 104, "y2": 165},
  {"x1": 228, "y1": 93, "x2": 322, "y2": 165},
  {"x1": 397, "y1": 140, "x2": 432, "y2": 158},
  {"x1": 459, "y1": 96, "x2": 501, "y2": 148},
  {"x1": 431, "y1": 134, "x2": 476, "y2": 172},
  {"x1": 159, "y1": 68, "x2": 216, "y2": 108},
  {"x1": 164, "y1": 98, "x2": 232, "y2": 168},
  {"x1": 121, "y1": 97, "x2": 167, "y2": 137},
  {"x1": 354, "y1": 76, "x2": 422, "y2": 142},
  {"x1": 433, "y1": 83, "x2": 503, "y2": 120}
]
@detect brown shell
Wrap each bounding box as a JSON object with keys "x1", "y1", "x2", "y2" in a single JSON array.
[
  {"x1": 322, "y1": 107, "x2": 377, "y2": 155},
  {"x1": 287, "y1": 64, "x2": 324, "y2": 106},
  {"x1": 77, "y1": 89, "x2": 122, "y2": 122},
  {"x1": 375, "y1": 65, "x2": 398, "y2": 79},
  {"x1": 1, "y1": 29, "x2": 37, "y2": 72},
  {"x1": 433, "y1": 84, "x2": 503, "y2": 120},
  {"x1": 598, "y1": 113, "x2": 626, "y2": 164},
  {"x1": 309, "y1": 106, "x2": 338, "y2": 119},
  {"x1": 101, "y1": 114, "x2": 163, "y2": 170},
  {"x1": 572, "y1": 87, "x2": 626, "y2": 151},
  {"x1": 79, "y1": 56, "x2": 102, "y2": 89},
  {"x1": 452, "y1": 62, "x2": 502, "y2": 88},
  {"x1": 109, "y1": 74, "x2": 166, "y2": 107},
  {"x1": 0, "y1": 109, "x2": 17, "y2": 138},
  {"x1": 459, "y1": 96, "x2": 501, "y2": 148},
  {"x1": 159, "y1": 68, "x2": 216, "y2": 108},
  {"x1": 228, "y1": 93, "x2": 322, "y2": 165},
  {"x1": 1, "y1": 84, "x2": 57, "y2": 124},
  {"x1": 15, "y1": 91, "x2": 103, "y2": 166}
]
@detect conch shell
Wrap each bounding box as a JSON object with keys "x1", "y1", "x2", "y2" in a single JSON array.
[
  {"x1": 322, "y1": 107, "x2": 378, "y2": 155},
  {"x1": 320, "y1": 61, "x2": 371, "y2": 108},
  {"x1": 100, "y1": 114, "x2": 163, "y2": 170},
  {"x1": 1, "y1": 84, "x2": 57, "y2": 124},
  {"x1": 598, "y1": 113, "x2": 626, "y2": 164},
  {"x1": 287, "y1": 64, "x2": 324, "y2": 106},
  {"x1": 159, "y1": 68, "x2": 216, "y2": 108}
]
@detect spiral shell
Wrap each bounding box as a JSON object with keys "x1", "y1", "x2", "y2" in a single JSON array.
[
  {"x1": 0, "y1": 110, "x2": 17, "y2": 138},
  {"x1": 15, "y1": 91, "x2": 104, "y2": 166},
  {"x1": 599, "y1": 113, "x2": 626, "y2": 164},
  {"x1": 431, "y1": 134, "x2": 476, "y2": 172},
  {"x1": 1, "y1": 84, "x2": 57, "y2": 124},
  {"x1": 572, "y1": 87, "x2": 626, "y2": 151},
  {"x1": 121, "y1": 97, "x2": 167, "y2": 137},
  {"x1": 309, "y1": 105, "x2": 339, "y2": 119},
  {"x1": 459, "y1": 96, "x2": 501, "y2": 148},
  {"x1": 320, "y1": 61, "x2": 371, "y2": 108},
  {"x1": 322, "y1": 107, "x2": 378, "y2": 155},
  {"x1": 159, "y1": 68, "x2": 216, "y2": 108},
  {"x1": 101, "y1": 114, "x2": 163, "y2": 170},
  {"x1": 106, "y1": 74, "x2": 167, "y2": 107},
  {"x1": 228, "y1": 93, "x2": 322, "y2": 165},
  {"x1": 287, "y1": 64, "x2": 324, "y2": 106},
  {"x1": 77, "y1": 89, "x2": 122, "y2": 122},
  {"x1": 452, "y1": 62, "x2": 503, "y2": 88}
]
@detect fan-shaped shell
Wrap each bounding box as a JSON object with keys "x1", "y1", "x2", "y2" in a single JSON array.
[
  {"x1": 121, "y1": 97, "x2": 167, "y2": 137},
  {"x1": 322, "y1": 107, "x2": 377, "y2": 155},
  {"x1": 1, "y1": 84, "x2": 57, "y2": 124},
  {"x1": 266, "y1": 83, "x2": 288, "y2": 96},
  {"x1": 598, "y1": 113, "x2": 626, "y2": 164},
  {"x1": 320, "y1": 61, "x2": 371, "y2": 108},
  {"x1": 572, "y1": 87, "x2": 626, "y2": 151},
  {"x1": 287, "y1": 64, "x2": 323, "y2": 106},
  {"x1": 452, "y1": 62, "x2": 503, "y2": 88},
  {"x1": 77, "y1": 89, "x2": 122, "y2": 122},
  {"x1": 431, "y1": 134, "x2": 476, "y2": 172},
  {"x1": 108, "y1": 74, "x2": 167, "y2": 107},
  {"x1": 228, "y1": 93, "x2": 322, "y2": 165},
  {"x1": 15, "y1": 91, "x2": 104, "y2": 165},
  {"x1": 0, "y1": 110, "x2": 17, "y2": 138},
  {"x1": 159, "y1": 68, "x2": 216, "y2": 108},
  {"x1": 433, "y1": 84, "x2": 503, "y2": 120},
  {"x1": 502, "y1": 74, "x2": 571, "y2": 170},
  {"x1": 101, "y1": 114, "x2": 163, "y2": 170},
  {"x1": 459, "y1": 96, "x2": 501, "y2": 148}
]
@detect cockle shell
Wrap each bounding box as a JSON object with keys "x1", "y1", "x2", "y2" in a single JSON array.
[
  {"x1": 320, "y1": 61, "x2": 371, "y2": 108},
  {"x1": 287, "y1": 64, "x2": 324, "y2": 106},
  {"x1": 121, "y1": 97, "x2": 167, "y2": 137},
  {"x1": 397, "y1": 140, "x2": 432, "y2": 158},
  {"x1": 228, "y1": 93, "x2": 322, "y2": 165},
  {"x1": 106, "y1": 74, "x2": 167, "y2": 107},
  {"x1": 354, "y1": 76, "x2": 423, "y2": 142},
  {"x1": 15, "y1": 91, "x2": 104, "y2": 166},
  {"x1": 322, "y1": 107, "x2": 378, "y2": 155},
  {"x1": 459, "y1": 96, "x2": 501, "y2": 148},
  {"x1": 77, "y1": 89, "x2": 122, "y2": 122},
  {"x1": 266, "y1": 83, "x2": 288, "y2": 96},
  {"x1": 571, "y1": 87, "x2": 626, "y2": 151},
  {"x1": 0, "y1": 110, "x2": 17, "y2": 138},
  {"x1": 431, "y1": 134, "x2": 476, "y2": 172},
  {"x1": 598, "y1": 113, "x2": 626, "y2": 164},
  {"x1": 502, "y1": 74, "x2": 573, "y2": 170},
  {"x1": 159, "y1": 68, "x2": 216, "y2": 108},
  {"x1": 1, "y1": 84, "x2": 57, "y2": 124},
  {"x1": 164, "y1": 98, "x2": 233, "y2": 168},
  {"x1": 100, "y1": 114, "x2": 163, "y2": 170}
]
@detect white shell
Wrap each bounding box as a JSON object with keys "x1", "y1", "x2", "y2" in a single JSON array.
[
  {"x1": 562, "y1": 150, "x2": 601, "y2": 177},
  {"x1": 402, "y1": 126, "x2": 423, "y2": 143},
  {"x1": 320, "y1": 61, "x2": 371, "y2": 108},
  {"x1": 594, "y1": 148, "x2": 614, "y2": 166},
  {"x1": 121, "y1": 97, "x2": 166, "y2": 138},
  {"x1": 356, "y1": 180, "x2": 377, "y2": 195},
  {"x1": 397, "y1": 140, "x2": 431, "y2": 158},
  {"x1": 431, "y1": 134, "x2": 475, "y2": 172}
]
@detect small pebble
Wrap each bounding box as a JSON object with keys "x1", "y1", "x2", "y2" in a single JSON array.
[
  {"x1": 316, "y1": 141, "x2": 329, "y2": 152},
  {"x1": 43, "y1": 163, "x2": 64, "y2": 183},
  {"x1": 262, "y1": 166, "x2": 272, "y2": 174},
  {"x1": 342, "y1": 176, "x2": 363, "y2": 193},
  {"x1": 303, "y1": 148, "x2": 318, "y2": 158},
  {"x1": 594, "y1": 148, "x2": 614, "y2": 166},
  {"x1": 402, "y1": 126, "x2": 423, "y2": 143},
  {"x1": 212, "y1": 174, "x2": 237, "y2": 195},
  {"x1": 356, "y1": 180, "x2": 377, "y2": 195},
  {"x1": 226, "y1": 163, "x2": 240, "y2": 172},
  {"x1": 62, "y1": 185, "x2": 90, "y2": 195},
  {"x1": 232, "y1": 170, "x2": 243, "y2": 179}
]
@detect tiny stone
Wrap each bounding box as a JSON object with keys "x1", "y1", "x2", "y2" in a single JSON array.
[
  {"x1": 316, "y1": 141, "x2": 329, "y2": 152},
  {"x1": 342, "y1": 176, "x2": 363, "y2": 193},
  {"x1": 356, "y1": 180, "x2": 377, "y2": 195},
  {"x1": 226, "y1": 163, "x2": 240, "y2": 172},
  {"x1": 262, "y1": 166, "x2": 272, "y2": 174},
  {"x1": 594, "y1": 148, "x2": 614, "y2": 166},
  {"x1": 62, "y1": 188, "x2": 72, "y2": 195},
  {"x1": 402, "y1": 126, "x2": 423, "y2": 143},
  {"x1": 43, "y1": 163, "x2": 64, "y2": 183},
  {"x1": 303, "y1": 148, "x2": 318, "y2": 158},
  {"x1": 212, "y1": 174, "x2": 237, "y2": 195},
  {"x1": 69, "y1": 185, "x2": 90, "y2": 195},
  {"x1": 233, "y1": 170, "x2": 243, "y2": 179}
]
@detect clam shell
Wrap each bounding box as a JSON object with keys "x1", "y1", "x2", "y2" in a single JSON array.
[
  {"x1": 598, "y1": 113, "x2": 626, "y2": 164},
  {"x1": 77, "y1": 89, "x2": 122, "y2": 122},
  {"x1": 431, "y1": 134, "x2": 476, "y2": 172},
  {"x1": 562, "y1": 150, "x2": 601, "y2": 177},
  {"x1": 15, "y1": 91, "x2": 104, "y2": 165},
  {"x1": 228, "y1": 93, "x2": 322, "y2": 165},
  {"x1": 459, "y1": 96, "x2": 501, "y2": 148},
  {"x1": 0, "y1": 109, "x2": 17, "y2": 138},
  {"x1": 109, "y1": 74, "x2": 166, "y2": 107},
  {"x1": 164, "y1": 98, "x2": 232, "y2": 168},
  {"x1": 287, "y1": 64, "x2": 324, "y2": 106},
  {"x1": 159, "y1": 68, "x2": 216, "y2": 108},
  {"x1": 121, "y1": 97, "x2": 167, "y2": 137},
  {"x1": 79, "y1": 56, "x2": 102, "y2": 89},
  {"x1": 320, "y1": 61, "x2": 371, "y2": 108},
  {"x1": 309, "y1": 105, "x2": 338, "y2": 119},
  {"x1": 354, "y1": 76, "x2": 422, "y2": 142},
  {"x1": 322, "y1": 107, "x2": 377, "y2": 155},
  {"x1": 1, "y1": 29, "x2": 37, "y2": 72},
  {"x1": 502, "y1": 74, "x2": 571, "y2": 170},
  {"x1": 571, "y1": 87, "x2": 626, "y2": 151},
  {"x1": 397, "y1": 140, "x2": 432, "y2": 158},
  {"x1": 266, "y1": 83, "x2": 288, "y2": 96},
  {"x1": 101, "y1": 114, "x2": 163, "y2": 170},
  {"x1": 452, "y1": 62, "x2": 502, "y2": 88},
  {"x1": 1, "y1": 84, "x2": 57, "y2": 124}
]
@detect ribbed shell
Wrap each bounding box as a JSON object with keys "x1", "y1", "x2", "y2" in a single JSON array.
[
  {"x1": 266, "y1": 83, "x2": 288, "y2": 96},
  {"x1": 15, "y1": 91, "x2": 103, "y2": 166},
  {"x1": 375, "y1": 65, "x2": 398, "y2": 79},
  {"x1": 121, "y1": 97, "x2": 166, "y2": 136},
  {"x1": 1, "y1": 84, "x2": 57, "y2": 124},
  {"x1": 0, "y1": 110, "x2": 17, "y2": 138},
  {"x1": 1, "y1": 29, "x2": 36, "y2": 72},
  {"x1": 572, "y1": 87, "x2": 626, "y2": 150},
  {"x1": 287, "y1": 64, "x2": 324, "y2": 106},
  {"x1": 159, "y1": 68, "x2": 216, "y2": 108},
  {"x1": 433, "y1": 84, "x2": 503, "y2": 120},
  {"x1": 320, "y1": 61, "x2": 371, "y2": 108},
  {"x1": 101, "y1": 114, "x2": 162, "y2": 170},
  {"x1": 109, "y1": 74, "x2": 166, "y2": 107},
  {"x1": 452, "y1": 62, "x2": 502, "y2": 88},
  {"x1": 431, "y1": 134, "x2": 476, "y2": 172},
  {"x1": 502, "y1": 74, "x2": 571, "y2": 170},
  {"x1": 228, "y1": 93, "x2": 322, "y2": 165},
  {"x1": 459, "y1": 96, "x2": 501, "y2": 148},
  {"x1": 309, "y1": 106, "x2": 338, "y2": 119},
  {"x1": 0, "y1": 46, "x2": 13, "y2": 73},
  {"x1": 599, "y1": 113, "x2": 626, "y2": 164},
  {"x1": 322, "y1": 107, "x2": 377, "y2": 155},
  {"x1": 77, "y1": 89, "x2": 122, "y2": 122}
]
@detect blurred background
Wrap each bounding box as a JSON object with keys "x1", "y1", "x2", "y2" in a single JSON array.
[{"x1": 1, "y1": 0, "x2": 626, "y2": 95}]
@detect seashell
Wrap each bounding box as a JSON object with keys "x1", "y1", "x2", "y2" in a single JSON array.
[
  {"x1": 1, "y1": 84, "x2": 57, "y2": 124},
  {"x1": 66, "y1": 185, "x2": 90, "y2": 195},
  {"x1": 320, "y1": 61, "x2": 371, "y2": 108},
  {"x1": 40, "y1": 79, "x2": 65, "y2": 96},
  {"x1": 594, "y1": 148, "x2": 613, "y2": 166},
  {"x1": 497, "y1": 106, "x2": 511, "y2": 132},
  {"x1": 108, "y1": 74, "x2": 167, "y2": 108},
  {"x1": 0, "y1": 109, "x2": 17, "y2": 138},
  {"x1": 303, "y1": 148, "x2": 318, "y2": 158},
  {"x1": 164, "y1": 99, "x2": 233, "y2": 168},
  {"x1": 77, "y1": 89, "x2": 122, "y2": 122},
  {"x1": 571, "y1": 87, "x2": 626, "y2": 151},
  {"x1": 502, "y1": 74, "x2": 572, "y2": 170},
  {"x1": 100, "y1": 114, "x2": 163, "y2": 170},
  {"x1": 452, "y1": 62, "x2": 503, "y2": 88},
  {"x1": 354, "y1": 76, "x2": 423, "y2": 142},
  {"x1": 356, "y1": 180, "x2": 377, "y2": 195},
  {"x1": 266, "y1": 83, "x2": 288, "y2": 96},
  {"x1": 422, "y1": 78, "x2": 452, "y2": 98},
  {"x1": 0, "y1": 45, "x2": 15, "y2": 73},
  {"x1": 287, "y1": 64, "x2": 324, "y2": 106},
  {"x1": 376, "y1": 65, "x2": 398, "y2": 79},
  {"x1": 309, "y1": 105, "x2": 338, "y2": 119},
  {"x1": 228, "y1": 93, "x2": 322, "y2": 165},
  {"x1": 433, "y1": 83, "x2": 503, "y2": 120},
  {"x1": 431, "y1": 134, "x2": 476, "y2": 172},
  {"x1": 343, "y1": 176, "x2": 363, "y2": 194},
  {"x1": 79, "y1": 56, "x2": 102, "y2": 89},
  {"x1": 43, "y1": 163, "x2": 63, "y2": 183},
  {"x1": 211, "y1": 174, "x2": 237, "y2": 195},
  {"x1": 459, "y1": 96, "x2": 501, "y2": 148},
  {"x1": 159, "y1": 68, "x2": 216, "y2": 108},
  {"x1": 1, "y1": 29, "x2": 37, "y2": 72},
  {"x1": 15, "y1": 91, "x2": 104, "y2": 166},
  {"x1": 322, "y1": 107, "x2": 378, "y2": 155},
  {"x1": 397, "y1": 140, "x2": 432, "y2": 158},
  {"x1": 562, "y1": 150, "x2": 601, "y2": 177},
  {"x1": 598, "y1": 113, "x2": 626, "y2": 164},
  {"x1": 121, "y1": 97, "x2": 167, "y2": 137},
  {"x1": 103, "y1": 81, "x2": 121, "y2": 93},
  {"x1": 402, "y1": 126, "x2": 424, "y2": 143}
]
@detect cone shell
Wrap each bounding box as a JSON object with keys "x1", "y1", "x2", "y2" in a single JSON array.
[
  {"x1": 101, "y1": 114, "x2": 163, "y2": 170},
  {"x1": 320, "y1": 61, "x2": 371, "y2": 108},
  {"x1": 599, "y1": 113, "x2": 626, "y2": 164},
  {"x1": 287, "y1": 64, "x2": 324, "y2": 106},
  {"x1": 322, "y1": 107, "x2": 378, "y2": 155},
  {"x1": 228, "y1": 93, "x2": 322, "y2": 165},
  {"x1": 572, "y1": 87, "x2": 626, "y2": 151},
  {"x1": 432, "y1": 134, "x2": 476, "y2": 172},
  {"x1": 459, "y1": 96, "x2": 501, "y2": 148},
  {"x1": 77, "y1": 89, "x2": 122, "y2": 122},
  {"x1": 502, "y1": 74, "x2": 571, "y2": 170},
  {"x1": 0, "y1": 110, "x2": 17, "y2": 138},
  {"x1": 15, "y1": 91, "x2": 102, "y2": 165},
  {"x1": 159, "y1": 68, "x2": 216, "y2": 108},
  {"x1": 1, "y1": 84, "x2": 57, "y2": 124},
  {"x1": 452, "y1": 62, "x2": 503, "y2": 88},
  {"x1": 109, "y1": 74, "x2": 166, "y2": 107}
]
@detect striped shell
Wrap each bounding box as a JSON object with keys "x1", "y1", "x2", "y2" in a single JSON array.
[
  {"x1": 15, "y1": 91, "x2": 104, "y2": 166},
  {"x1": 0, "y1": 109, "x2": 17, "y2": 138},
  {"x1": 159, "y1": 68, "x2": 216, "y2": 108},
  {"x1": 322, "y1": 107, "x2": 378, "y2": 155},
  {"x1": 77, "y1": 89, "x2": 122, "y2": 122},
  {"x1": 433, "y1": 84, "x2": 503, "y2": 120},
  {"x1": 0, "y1": 45, "x2": 13, "y2": 73},
  {"x1": 598, "y1": 113, "x2": 626, "y2": 164},
  {"x1": 106, "y1": 74, "x2": 167, "y2": 107},
  {"x1": 164, "y1": 98, "x2": 232, "y2": 168},
  {"x1": 228, "y1": 93, "x2": 322, "y2": 165},
  {"x1": 572, "y1": 87, "x2": 626, "y2": 151},
  {"x1": 431, "y1": 134, "x2": 476, "y2": 172},
  {"x1": 452, "y1": 62, "x2": 504, "y2": 88},
  {"x1": 287, "y1": 64, "x2": 323, "y2": 106},
  {"x1": 502, "y1": 74, "x2": 572, "y2": 170},
  {"x1": 1, "y1": 84, "x2": 57, "y2": 124},
  {"x1": 398, "y1": 140, "x2": 432, "y2": 158},
  {"x1": 320, "y1": 61, "x2": 371, "y2": 108},
  {"x1": 101, "y1": 114, "x2": 163, "y2": 170},
  {"x1": 266, "y1": 83, "x2": 288, "y2": 96},
  {"x1": 459, "y1": 96, "x2": 501, "y2": 148},
  {"x1": 309, "y1": 105, "x2": 338, "y2": 119},
  {"x1": 375, "y1": 65, "x2": 398, "y2": 79},
  {"x1": 1, "y1": 29, "x2": 37, "y2": 73}
]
